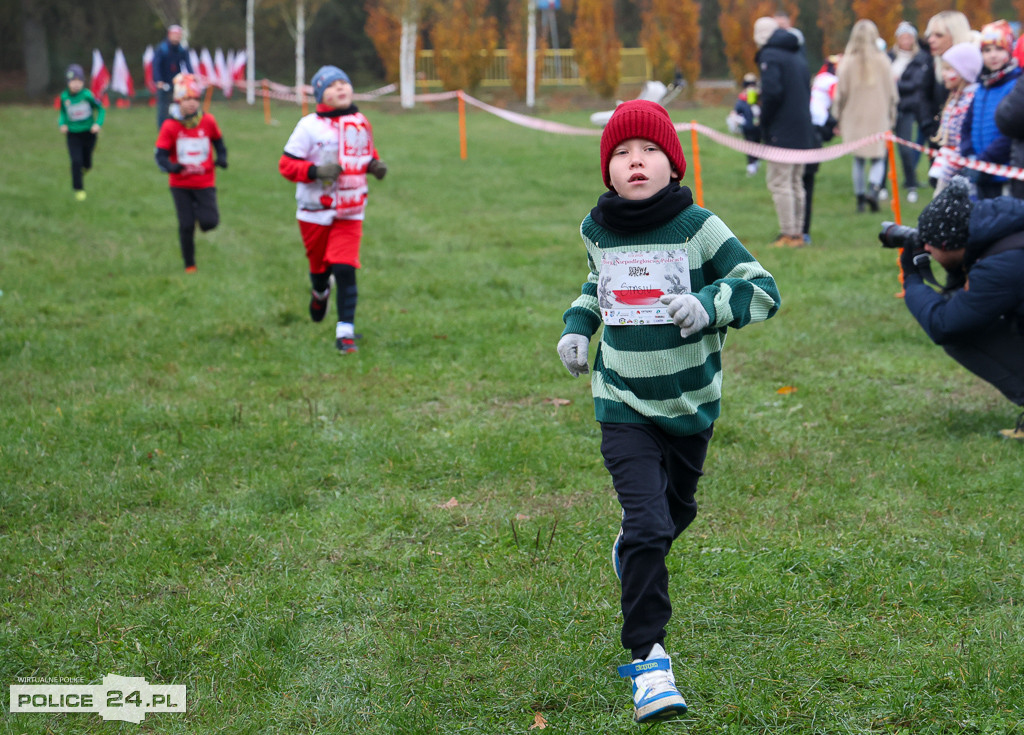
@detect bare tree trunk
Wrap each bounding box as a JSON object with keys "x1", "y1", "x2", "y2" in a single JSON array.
[
  {"x1": 21, "y1": 0, "x2": 48, "y2": 98},
  {"x1": 399, "y1": 13, "x2": 417, "y2": 109},
  {"x1": 295, "y1": 0, "x2": 306, "y2": 99},
  {"x1": 526, "y1": 0, "x2": 536, "y2": 108},
  {"x1": 246, "y1": 0, "x2": 256, "y2": 104}
]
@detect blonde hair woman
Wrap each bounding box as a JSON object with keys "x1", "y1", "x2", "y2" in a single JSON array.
[
  {"x1": 834, "y1": 19, "x2": 898, "y2": 211},
  {"x1": 924, "y1": 11, "x2": 973, "y2": 62}
]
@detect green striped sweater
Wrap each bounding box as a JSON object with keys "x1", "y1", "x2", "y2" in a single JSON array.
[{"x1": 561, "y1": 204, "x2": 781, "y2": 436}]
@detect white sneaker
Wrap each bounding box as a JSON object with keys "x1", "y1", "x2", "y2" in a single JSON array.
[
  {"x1": 746, "y1": 162, "x2": 759, "y2": 177},
  {"x1": 907, "y1": 188, "x2": 918, "y2": 203},
  {"x1": 877, "y1": 187, "x2": 889, "y2": 201},
  {"x1": 617, "y1": 643, "x2": 687, "y2": 723}
]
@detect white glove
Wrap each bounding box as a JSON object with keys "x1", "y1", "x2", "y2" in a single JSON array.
[
  {"x1": 556, "y1": 334, "x2": 590, "y2": 377},
  {"x1": 660, "y1": 293, "x2": 710, "y2": 338}
]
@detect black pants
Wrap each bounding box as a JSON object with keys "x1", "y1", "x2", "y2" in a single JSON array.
[
  {"x1": 66, "y1": 131, "x2": 97, "y2": 191},
  {"x1": 943, "y1": 315, "x2": 1024, "y2": 407},
  {"x1": 156, "y1": 88, "x2": 174, "y2": 130},
  {"x1": 170, "y1": 187, "x2": 219, "y2": 269},
  {"x1": 802, "y1": 162, "x2": 819, "y2": 237},
  {"x1": 601, "y1": 422, "x2": 713, "y2": 660}
]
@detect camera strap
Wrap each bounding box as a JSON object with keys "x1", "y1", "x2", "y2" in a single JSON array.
[{"x1": 976, "y1": 231, "x2": 1024, "y2": 262}]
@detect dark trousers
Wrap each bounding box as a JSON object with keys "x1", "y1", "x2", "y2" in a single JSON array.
[
  {"x1": 894, "y1": 111, "x2": 920, "y2": 189},
  {"x1": 170, "y1": 187, "x2": 219, "y2": 269},
  {"x1": 802, "y1": 162, "x2": 819, "y2": 237},
  {"x1": 601, "y1": 422, "x2": 713, "y2": 660},
  {"x1": 156, "y1": 87, "x2": 174, "y2": 130},
  {"x1": 943, "y1": 315, "x2": 1024, "y2": 406},
  {"x1": 66, "y1": 131, "x2": 97, "y2": 191}
]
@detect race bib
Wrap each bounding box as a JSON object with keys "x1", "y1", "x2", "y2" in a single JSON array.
[
  {"x1": 66, "y1": 100, "x2": 92, "y2": 122},
  {"x1": 599, "y1": 249, "x2": 691, "y2": 325},
  {"x1": 176, "y1": 136, "x2": 210, "y2": 166}
]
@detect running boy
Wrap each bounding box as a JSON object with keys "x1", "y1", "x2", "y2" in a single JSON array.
[
  {"x1": 58, "y1": 64, "x2": 105, "y2": 201},
  {"x1": 278, "y1": 65, "x2": 387, "y2": 355},
  {"x1": 556, "y1": 100, "x2": 781, "y2": 723},
  {"x1": 154, "y1": 73, "x2": 227, "y2": 272}
]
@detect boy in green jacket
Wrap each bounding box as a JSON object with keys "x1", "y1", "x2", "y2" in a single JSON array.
[
  {"x1": 58, "y1": 64, "x2": 105, "y2": 201},
  {"x1": 557, "y1": 100, "x2": 781, "y2": 723}
]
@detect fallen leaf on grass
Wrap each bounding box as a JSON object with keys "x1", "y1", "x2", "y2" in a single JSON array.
[
  {"x1": 776, "y1": 385, "x2": 798, "y2": 395},
  {"x1": 515, "y1": 513, "x2": 531, "y2": 521},
  {"x1": 543, "y1": 398, "x2": 572, "y2": 406},
  {"x1": 529, "y1": 712, "x2": 548, "y2": 730},
  {"x1": 437, "y1": 497, "x2": 459, "y2": 510}
]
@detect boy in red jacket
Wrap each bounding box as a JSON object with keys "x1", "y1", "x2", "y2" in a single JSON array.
[
  {"x1": 155, "y1": 73, "x2": 227, "y2": 272},
  {"x1": 278, "y1": 65, "x2": 387, "y2": 354}
]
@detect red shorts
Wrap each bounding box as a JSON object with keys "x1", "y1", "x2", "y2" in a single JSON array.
[{"x1": 299, "y1": 218, "x2": 363, "y2": 272}]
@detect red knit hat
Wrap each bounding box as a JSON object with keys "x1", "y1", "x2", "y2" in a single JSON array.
[{"x1": 600, "y1": 100, "x2": 686, "y2": 190}]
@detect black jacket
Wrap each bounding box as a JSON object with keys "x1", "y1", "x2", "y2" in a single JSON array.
[
  {"x1": 755, "y1": 29, "x2": 816, "y2": 150},
  {"x1": 995, "y1": 73, "x2": 1024, "y2": 198},
  {"x1": 905, "y1": 196, "x2": 1024, "y2": 344},
  {"x1": 892, "y1": 43, "x2": 935, "y2": 125}
]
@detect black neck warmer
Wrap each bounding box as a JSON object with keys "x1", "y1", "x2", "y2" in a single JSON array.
[{"x1": 590, "y1": 183, "x2": 694, "y2": 234}]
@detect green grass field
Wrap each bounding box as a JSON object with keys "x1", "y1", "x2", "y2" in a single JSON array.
[{"x1": 1, "y1": 95, "x2": 1022, "y2": 734}]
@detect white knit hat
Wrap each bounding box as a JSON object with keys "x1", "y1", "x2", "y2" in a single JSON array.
[{"x1": 942, "y1": 42, "x2": 983, "y2": 84}]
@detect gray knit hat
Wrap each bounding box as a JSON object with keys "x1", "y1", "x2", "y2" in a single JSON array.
[
  {"x1": 895, "y1": 21, "x2": 917, "y2": 39},
  {"x1": 918, "y1": 176, "x2": 972, "y2": 250}
]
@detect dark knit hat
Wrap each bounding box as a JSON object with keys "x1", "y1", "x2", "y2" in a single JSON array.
[
  {"x1": 918, "y1": 176, "x2": 972, "y2": 250},
  {"x1": 65, "y1": 64, "x2": 85, "y2": 82},
  {"x1": 311, "y1": 65, "x2": 351, "y2": 103},
  {"x1": 599, "y1": 100, "x2": 686, "y2": 190}
]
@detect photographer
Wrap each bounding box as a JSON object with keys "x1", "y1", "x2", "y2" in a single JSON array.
[{"x1": 887, "y1": 176, "x2": 1024, "y2": 438}]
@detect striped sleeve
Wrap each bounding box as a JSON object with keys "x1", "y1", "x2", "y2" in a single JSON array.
[
  {"x1": 690, "y1": 214, "x2": 781, "y2": 329},
  {"x1": 561, "y1": 230, "x2": 602, "y2": 338}
]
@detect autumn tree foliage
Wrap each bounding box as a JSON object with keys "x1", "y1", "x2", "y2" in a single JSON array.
[
  {"x1": 638, "y1": 0, "x2": 700, "y2": 91},
  {"x1": 717, "y1": 0, "x2": 795, "y2": 82},
  {"x1": 818, "y1": 0, "x2": 853, "y2": 57},
  {"x1": 850, "y1": 0, "x2": 902, "y2": 43},
  {"x1": 365, "y1": 0, "x2": 410, "y2": 84},
  {"x1": 571, "y1": 0, "x2": 621, "y2": 97},
  {"x1": 913, "y1": 0, "x2": 991, "y2": 31},
  {"x1": 506, "y1": 0, "x2": 548, "y2": 100},
  {"x1": 430, "y1": 0, "x2": 499, "y2": 91}
]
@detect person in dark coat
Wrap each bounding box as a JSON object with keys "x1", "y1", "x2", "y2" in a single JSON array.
[
  {"x1": 890, "y1": 22, "x2": 934, "y2": 201},
  {"x1": 153, "y1": 25, "x2": 193, "y2": 130},
  {"x1": 754, "y1": 17, "x2": 817, "y2": 248},
  {"x1": 994, "y1": 70, "x2": 1024, "y2": 199},
  {"x1": 898, "y1": 176, "x2": 1024, "y2": 439}
]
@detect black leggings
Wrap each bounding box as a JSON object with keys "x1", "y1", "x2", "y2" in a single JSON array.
[
  {"x1": 66, "y1": 131, "x2": 97, "y2": 191},
  {"x1": 170, "y1": 187, "x2": 219, "y2": 269}
]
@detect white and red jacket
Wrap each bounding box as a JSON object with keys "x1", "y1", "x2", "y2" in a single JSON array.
[{"x1": 279, "y1": 106, "x2": 379, "y2": 226}]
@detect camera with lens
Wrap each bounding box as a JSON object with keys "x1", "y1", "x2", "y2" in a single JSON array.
[{"x1": 878, "y1": 221, "x2": 920, "y2": 250}]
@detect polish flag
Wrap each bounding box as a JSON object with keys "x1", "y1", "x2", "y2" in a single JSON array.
[
  {"x1": 143, "y1": 45, "x2": 156, "y2": 93},
  {"x1": 111, "y1": 48, "x2": 135, "y2": 99},
  {"x1": 90, "y1": 49, "x2": 110, "y2": 106},
  {"x1": 232, "y1": 49, "x2": 247, "y2": 94},
  {"x1": 214, "y1": 48, "x2": 231, "y2": 96},
  {"x1": 199, "y1": 47, "x2": 215, "y2": 87},
  {"x1": 224, "y1": 50, "x2": 236, "y2": 97},
  {"x1": 189, "y1": 48, "x2": 200, "y2": 80}
]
